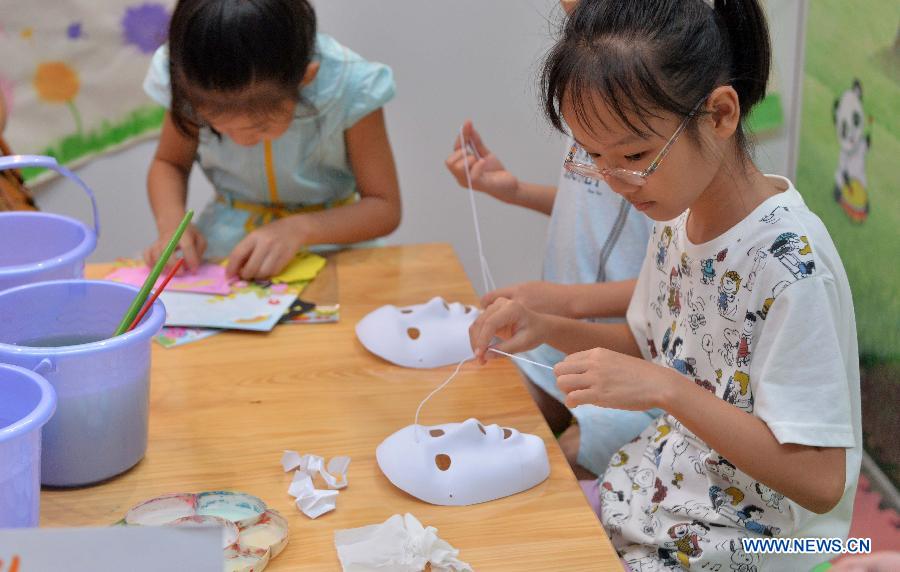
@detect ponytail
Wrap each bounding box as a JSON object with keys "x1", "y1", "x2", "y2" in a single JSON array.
[{"x1": 713, "y1": 0, "x2": 771, "y2": 118}]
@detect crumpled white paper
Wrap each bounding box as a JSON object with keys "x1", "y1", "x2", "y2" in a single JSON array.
[
  {"x1": 334, "y1": 513, "x2": 472, "y2": 572},
  {"x1": 281, "y1": 451, "x2": 351, "y2": 519}
]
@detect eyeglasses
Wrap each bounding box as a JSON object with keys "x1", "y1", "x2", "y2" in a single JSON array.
[{"x1": 564, "y1": 97, "x2": 707, "y2": 187}]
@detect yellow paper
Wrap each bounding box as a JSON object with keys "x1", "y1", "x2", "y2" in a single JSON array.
[{"x1": 271, "y1": 252, "x2": 327, "y2": 284}]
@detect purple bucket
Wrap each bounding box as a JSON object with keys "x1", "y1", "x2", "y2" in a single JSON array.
[
  {"x1": 0, "y1": 280, "x2": 164, "y2": 487},
  {"x1": 0, "y1": 363, "x2": 56, "y2": 527},
  {"x1": 0, "y1": 155, "x2": 99, "y2": 292}
]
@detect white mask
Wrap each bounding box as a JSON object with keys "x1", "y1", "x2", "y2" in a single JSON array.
[
  {"x1": 355, "y1": 297, "x2": 479, "y2": 369},
  {"x1": 376, "y1": 418, "x2": 550, "y2": 506}
]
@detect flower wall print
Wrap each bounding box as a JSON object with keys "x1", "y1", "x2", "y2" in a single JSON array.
[
  {"x1": 33, "y1": 61, "x2": 83, "y2": 135},
  {"x1": 122, "y1": 3, "x2": 170, "y2": 54},
  {"x1": 0, "y1": 1, "x2": 175, "y2": 182}
]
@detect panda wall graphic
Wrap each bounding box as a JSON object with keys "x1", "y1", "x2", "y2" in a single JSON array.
[{"x1": 832, "y1": 79, "x2": 873, "y2": 223}]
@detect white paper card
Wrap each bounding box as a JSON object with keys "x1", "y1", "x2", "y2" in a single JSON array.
[{"x1": 160, "y1": 290, "x2": 297, "y2": 332}]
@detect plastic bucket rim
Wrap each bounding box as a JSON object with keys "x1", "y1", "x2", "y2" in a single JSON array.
[
  {"x1": 0, "y1": 211, "x2": 97, "y2": 277},
  {"x1": 0, "y1": 362, "x2": 57, "y2": 442},
  {"x1": 0, "y1": 279, "x2": 165, "y2": 356}
]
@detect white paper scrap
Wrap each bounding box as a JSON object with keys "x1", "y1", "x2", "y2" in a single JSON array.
[{"x1": 334, "y1": 513, "x2": 472, "y2": 572}]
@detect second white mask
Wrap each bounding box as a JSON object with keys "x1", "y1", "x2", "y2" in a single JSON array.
[{"x1": 355, "y1": 297, "x2": 479, "y2": 369}]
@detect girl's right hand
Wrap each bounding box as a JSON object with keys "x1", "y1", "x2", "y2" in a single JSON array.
[
  {"x1": 468, "y1": 297, "x2": 549, "y2": 364},
  {"x1": 143, "y1": 223, "x2": 207, "y2": 272},
  {"x1": 445, "y1": 120, "x2": 519, "y2": 201}
]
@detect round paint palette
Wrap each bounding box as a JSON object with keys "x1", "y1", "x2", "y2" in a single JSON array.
[{"x1": 122, "y1": 491, "x2": 288, "y2": 571}]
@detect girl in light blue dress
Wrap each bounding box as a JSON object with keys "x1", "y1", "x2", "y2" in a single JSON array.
[{"x1": 143, "y1": 0, "x2": 401, "y2": 280}]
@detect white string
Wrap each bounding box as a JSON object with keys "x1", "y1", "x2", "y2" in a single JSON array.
[
  {"x1": 458, "y1": 127, "x2": 497, "y2": 293},
  {"x1": 411, "y1": 348, "x2": 554, "y2": 438},
  {"x1": 488, "y1": 347, "x2": 554, "y2": 370},
  {"x1": 413, "y1": 358, "x2": 470, "y2": 442}
]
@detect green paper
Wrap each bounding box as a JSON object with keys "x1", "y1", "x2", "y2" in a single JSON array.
[{"x1": 113, "y1": 210, "x2": 194, "y2": 336}]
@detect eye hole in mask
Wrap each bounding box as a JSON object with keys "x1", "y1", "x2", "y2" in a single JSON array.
[{"x1": 435, "y1": 454, "x2": 452, "y2": 471}]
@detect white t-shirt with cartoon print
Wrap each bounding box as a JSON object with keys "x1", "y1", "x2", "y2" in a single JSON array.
[{"x1": 602, "y1": 176, "x2": 861, "y2": 571}]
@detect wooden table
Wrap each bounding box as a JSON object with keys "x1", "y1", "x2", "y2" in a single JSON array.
[{"x1": 41, "y1": 244, "x2": 620, "y2": 570}]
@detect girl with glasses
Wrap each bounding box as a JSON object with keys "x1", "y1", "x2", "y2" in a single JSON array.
[{"x1": 470, "y1": 1, "x2": 860, "y2": 569}]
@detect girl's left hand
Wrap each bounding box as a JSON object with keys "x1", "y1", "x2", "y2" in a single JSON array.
[
  {"x1": 554, "y1": 348, "x2": 677, "y2": 411},
  {"x1": 225, "y1": 218, "x2": 303, "y2": 280}
]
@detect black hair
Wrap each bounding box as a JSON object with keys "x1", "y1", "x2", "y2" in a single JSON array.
[
  {"x1": 168, "y1": 0, "x2": 318, "y2": 135},
  {"x1": 541, "y1": 0, "x2": 771, "y2": 155}
]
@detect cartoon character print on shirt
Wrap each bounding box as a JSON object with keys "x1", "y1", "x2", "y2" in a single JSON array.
[
  {"x1": 700, "y1": 248, "x2": 729, "y2": 285},
  {"x1": 701, "y1": 334, "x2": 717, "y2": 368},
  {"x1": 600, "y1": 480, "x2": 630, "y2": 537},
  {"x1": 647, "y1": 337, "x2": 660, "y2": 359},
  {"x1": 753, "y1": 482, "x2": 785, "y2": 513},
  {"x1": 656, "y1": 226, "x2": 674, "y2": 271},
  {"x1": 744, "y1": 246, "x2": 769, "y2": 293},
  {"x1": 653, "y1": 478, "x2": 669, "y2": 503},
  {"x1": 706, "y1": 456, "x2": 737, "y2": 483},
  {"x1": 660, "y1": 321, "x2": 677, "y2": 361},
  {"x1": 630, "y1": 467, "x2": 657, "y2": 497},
  {"x1": 653, "y1": 425, "x2": 671, "y2": 444},
  {"x1": 649, "y1": 440, "x2": 668, "y2": 468},
  {"x1": 709, "y1": 485, "x2": 745, "y2": 524},
  {"x1": 722, "y1": 370, "x2": 753, "y2": 413},
  {"x1": 735, "y1": 505, "x2": 781, "y2": 537},
  {"x1": 670, "y1": 498, "x2": 716, "y2": 520},
  {"x1": 651, "y1": 280, "x2": 668, "y2": 319},
  {"x1": 625, "y1": 552, "x2": 676, "y2": 572},
  {"x1": 667, "y1": 266, "x2": 683, "y2": 317},
  {"x1": 611, "y1": 449, "x2": 630, "y2": 468},
  {"x1": 606, "y1": 510, "x2": 629, "y2": 538},
  {"x1": 760, "y1": 205, "x2": 789, "y2": 225},
  {"x1": 769, "y1": 232, "x2": 815, "y2": 280},
  {"x1": 755, "y1": 280, "x2": 791, "y2": 321},
  {"x1": 601, "y1": 480, "x2": 626, "y2": 503},
  {"x1": 680, "y1": 252, "x2": 692, "y2": 279},
  {"x1": 644, "y1": 430, "x2": 669, "y2": 469},
  {"x1": 687, "y1": 448, "x2": 712, "y2": 477},
  {"x1": 662, "y1": 330, "x2": 698, "y2": 377},
  {"x1": 719, "y1": 327, "x2": 740, "y2": 366},
  {"x1": 736, "y1": 312, "x2": 757, "y2": 367},
  {"x1": 716, "y1": 270, "x2": 742, "y2": 321},
  {"x1": 641, "y1": 503, "x2": 663, "y2": 537},
  {"x1": 723, "y1": 538, "x2": 760, "y2": 572},
  {"x1": 670, "y1": 439, "x2": 690, "y2": 470},
  {"x1": 659, "y1": 521, "x2": 710, "y2": 568},
  {"x1": 687, "y1": 289, "x2": 707, "y2": 333}
]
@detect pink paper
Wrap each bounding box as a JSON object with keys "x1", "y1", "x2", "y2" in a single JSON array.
[{"x1": 106, "y1": 264, "x2": 233, "y2": 295}]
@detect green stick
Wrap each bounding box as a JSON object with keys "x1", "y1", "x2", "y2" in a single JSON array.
[{"x1": 113, "y1": 210, "x2": 194, "y2": 336}]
